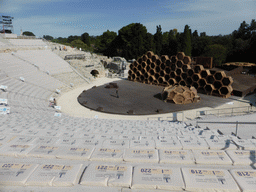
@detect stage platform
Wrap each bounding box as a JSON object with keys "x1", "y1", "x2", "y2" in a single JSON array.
[{"x1": 77, "y1": 80, "x2": 236, "y2": 115}]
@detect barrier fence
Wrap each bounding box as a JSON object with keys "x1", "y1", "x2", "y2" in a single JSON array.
[
  {"x1": 196, "y1": 121, "x2": 256, "y2": 138},
  {"x1": 147, "y1": 112, "x2": 184, "y2": 122},
  {"x1": 196, "y1": 106, "x2": 255, "y2": 118}
]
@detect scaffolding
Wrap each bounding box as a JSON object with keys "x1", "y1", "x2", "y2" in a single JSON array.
[{"x1": 0, "y1": 15, "x2": 14, "y2": 34}]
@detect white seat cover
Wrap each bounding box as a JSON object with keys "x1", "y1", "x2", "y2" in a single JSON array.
[
  {"x1": 101, "y1": 139, "x2": 129, "y2": 149},
  {"x1": 226, "y1": 150, "x2": 256, "y2": 165},
  {"x1": 27, "y1": 145, "x2": 63, "y2": 158},
  {"x1": 124, "y1": 149, "x2": 159, "y2": 163},
  {"x1": 193, "y1": 150, "x2": 233, "y2": 165},
  {"x1": 0, "y1": 163, "x2": 39, "y2": 186},
  {"x1": 230, "y1": 169, "x2": 256, "y2": 192},
  {"x1": 80, "y1": 163, "x2": 132, "y2": 187},
  {"x1": 0, "y1": 143, "x2": 35, "y2": 157},
  {"x1": 206, "y1": 139, "x2": 237, "y2": 150},
  {"x1": 129, "y1": 140, "x2": 155, "y2": 149},
  {"x1": 25, "y1": 164, "x2": 84, "y2": 187},
  {"x1": 56, "y1": 146, "x2": 95, "y2": 160},
  {"x1": 179, "y1": 138, "x2": 209, "y2": 150},
  {"x1": 233, "y1": 139, "x2": 256, "y2": 150},
  {"x1": 132, "y1": 165, "x2": 184, "y2": 190},
  {"x1": 159, "y1": 149, "x2": 195, "y2": 164},
  {"x1": 90, "y1": 148, "x2": 125, "y2": 162},
  {"x1": 182, "y1": 168, "x2": 240, "y2": 192},
  {"x1": 155, "y1": 139, "x2": 183, "y2": 150}
]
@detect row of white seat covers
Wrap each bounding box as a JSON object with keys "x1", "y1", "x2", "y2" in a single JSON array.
[
  {"x1": 1, "y1": 141, "x2": 256, "y2": 165},
  {"x1": 2, "y1": 162, "x2": 256, "y2": 191}
]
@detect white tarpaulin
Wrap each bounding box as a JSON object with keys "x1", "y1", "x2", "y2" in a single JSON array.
[
  {"x1": 193, "y1": 150, "x2": 233, "y2": 165},
  {"x1": 182, "y1": 168, "x2": 240, "y2": 192},
  {"x1": 90, "y1": 148, "x2": 125, "y2": 162},
  {"x1": 25, "y1": 164, "x2": 84, "y2": 187},
  {"x1": 230, "y1": 169, "x2": 256, "y2": 192},
  {"x1": 80, "y1": 163, "x2": 132, "y2": 187},
  {"x1": 56, "y1": 146, "x2": 95, "y2": 160},
  {"x1": 0, "y1": 163, "x2": 38, "y2": 186},
  {"x1": 124, "y1": 149, "x2": 159, "y2": 163},
  {"x1": 159, "y1": 149, "x2": 195, "y2": 164},
  {"x1": 226, "y1": 150, "x2": 256, "y2": 165},
  {"x1": 131, "y1": 165, "x2": 184, "y2": 190}
]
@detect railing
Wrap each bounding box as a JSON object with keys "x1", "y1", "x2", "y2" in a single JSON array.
[
  {"x1": 196, "y1": 121, "x2": 256, "y2": 138},
  {"x1": 196, "y1": 106, "x2": 255, "y2": 118},
  {"x1": 147, "y1": 112, "x2": 184, "y2": 122}
]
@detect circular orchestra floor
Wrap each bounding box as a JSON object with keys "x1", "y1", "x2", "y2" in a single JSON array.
[{"x1": 77, "y1": 80, "x2": 234, "y2": 115}]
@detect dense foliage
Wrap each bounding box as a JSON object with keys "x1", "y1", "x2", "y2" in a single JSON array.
[
  {"x1": 49, "y1": 19, "x2": 256, "y2": 65},
  {"x1": 23, "y1": 31, "x2": 35, "y2": 36}
]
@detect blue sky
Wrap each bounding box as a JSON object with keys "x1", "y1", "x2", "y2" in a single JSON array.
[{"x1": 1, "y1": 0, "x2": 255, "y2": 38}]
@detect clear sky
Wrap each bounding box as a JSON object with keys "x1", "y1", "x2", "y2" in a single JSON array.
[{"x1": 1, "y1": 0, "x2": 255, "y2": 38}]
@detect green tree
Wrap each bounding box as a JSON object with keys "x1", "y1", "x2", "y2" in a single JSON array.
[
  {"x1": 145, "y1": 33, "x2": 155, "y2": 53},
  {"x1": 52, "y1": 37, "x2": 68, "y2": 44},
  {"x1": 192, "y1": 30, "x2": 198, "y2": 38},
  {"x1": 118, "y1": 23, "x2": 148, "y2": 59},
  {"x1": 168, "y1": 29, "x2": 178, "y2": 56},
  {"x1": 162, "y1": 32, "x2": 169, "y2": 45},
  {"x1": 70, "y1": 39, "x2": 88, "y2": 50},
  {"x1": 96, "y1": 30, "x2": 117, "y2": 54},
  {"x1": 233, "y1": 21, "x2": 250, "y2": 40},
  {"x1": 23, "y1": 31, "x2": 35, "y2": 36},
  {"x1": 67, "y1": 35, "x2": 80, "y2": 43},
  {"x1": 203, "y1": 44, "x2": 227, "y2": 66},
  {"x1": 161, "y1": 32, "x2": 170, "y2": 55},
  {"x1": 81, "y1": 32, "x2": 91, "y2": 47},
  {"x1": 176, "y1": 33, "x2": 183, "y2": 53},
  {"x1": 249, "y1": 19, "x2": 256, "y2": 35},
  {"x1": 192, "y1": 36, "x2": 212, "y2": 57},
  {"x1": 154, "y1": 25, "x2": 163, "y2": 55},
  {"x1": 172, "y1": 28, "x2": 178, "y2": 37},
  {"x1": 182, "y1": 25, "x2": 192, "y2": 56},
  {"x1": 43, "y1": 35, "x2": 53, "y2": 41}
]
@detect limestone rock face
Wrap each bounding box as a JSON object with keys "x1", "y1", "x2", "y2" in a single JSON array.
[{"x1": 162, "y1": 85, "x2": 200, "y2": 104}]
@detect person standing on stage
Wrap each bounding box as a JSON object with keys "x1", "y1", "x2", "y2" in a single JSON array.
[{"x1": 116, "y1": 88, "x2": 119, "y2": 98}]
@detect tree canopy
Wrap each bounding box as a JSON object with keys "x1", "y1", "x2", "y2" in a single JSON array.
[
  {"x1": 51, "y1": 19, "x2": 256, "y2": 64},
  {"x1": 23, "y1": 31, "x2": 35, "y2": 36},
  {"x1": 43, "y1": 35, "x2": 53, "y2": 41}
]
